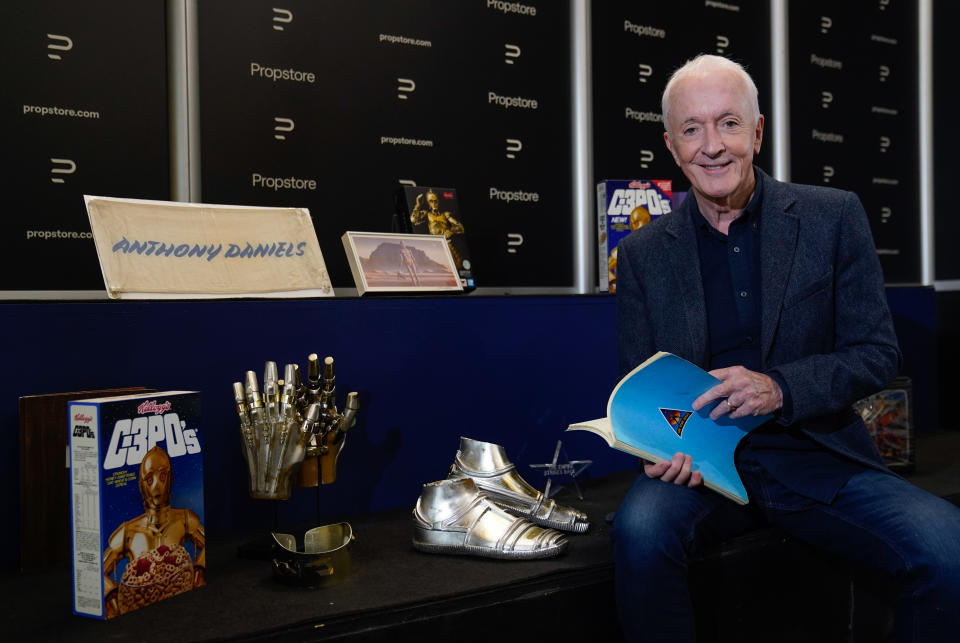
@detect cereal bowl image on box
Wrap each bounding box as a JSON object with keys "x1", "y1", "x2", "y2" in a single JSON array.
[
  {"x1": 69, "y1": 392, "x2": 205, "y2": 619},
  {"x1": 117, "y1": 543, "x2": 195, "y2": 615}
]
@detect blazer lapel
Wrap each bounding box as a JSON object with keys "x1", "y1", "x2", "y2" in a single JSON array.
[
  {"x1": 760, "y1": 176, "x2": 800, "y2": 365},
  {"x1": 663, "y1": 201, "x2": 708, "y2": 365}
]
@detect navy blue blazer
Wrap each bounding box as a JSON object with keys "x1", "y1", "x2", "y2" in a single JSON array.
[{"x1": 616, "y1": 168, "x2": 901, "y2": 474}]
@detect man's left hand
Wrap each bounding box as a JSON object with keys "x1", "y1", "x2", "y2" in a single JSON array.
[{"x1": 692, "y1": 366, "x2": 783, "y2": 420}]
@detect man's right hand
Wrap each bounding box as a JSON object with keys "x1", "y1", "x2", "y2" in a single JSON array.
[{"x1": 643, "y1": 452, "x2": 703, "y2": 488}]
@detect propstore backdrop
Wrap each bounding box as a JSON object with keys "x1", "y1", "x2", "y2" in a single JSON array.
[
  {"x1": 788, "y1": 0, "x2": 920, "y2": 284},
  {"x1": 197, "y1": 0, "x2": 574, "y2": 289},
  {"x1": 591, "y1": 0, "x2": 773, "y2": 198},
  {"x1": 0, "y1": 1, "x2": 930, "y2": 293},
  {"x1": 0, "y1": 0, "x2": 170, "y2": 291}
]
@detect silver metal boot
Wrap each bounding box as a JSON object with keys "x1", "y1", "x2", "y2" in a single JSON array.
[
  {"x1": 447, "y1": 436, "x2": 590, "y2": 533},
  {"x1": 412, "y1": 478, "x2": 567, "y2": 559}
]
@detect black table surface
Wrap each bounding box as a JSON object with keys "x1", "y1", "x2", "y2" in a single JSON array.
[
  {"x1": 5, "y1": 430, "x2": 958, "y2": 642},
  {"x1": 2, "y1": 470, "x2": 631, "y2": 642}
]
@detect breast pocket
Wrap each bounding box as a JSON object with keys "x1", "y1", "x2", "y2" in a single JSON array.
[{"x1": 782, "y1": 270, "x2": 832, "y2": 311}]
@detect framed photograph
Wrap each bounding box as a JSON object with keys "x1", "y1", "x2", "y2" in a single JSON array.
[{"x1": 341, "y1": 231, "x2": 463, "y2": 295}]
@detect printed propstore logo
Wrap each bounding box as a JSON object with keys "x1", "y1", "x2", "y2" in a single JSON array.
[
  {"x1": 250, "y1": 62, "x2": 316, "y2": 83},
  {"x1": 380, "y1": 135, "x2": 434, "y2": 148},
  {"x1": 820, "y1": 16, "x2": 832, "y2": 34},
  {"x1": 274, "y1": 117, "x2": 294, "y2": 140},
  {"x1": 486, "y1": 1, "x2": 537, "y2": 17},
  {"x1": 397, "y1": 78, "x2": 416, "y2": 100},
  {"x1": 47, "y1": 33, "x2": 72, "y2": 60},
  {"x1": 879, "y1": 136, "x2": 890, "y2": 153},
  {"x1": 821, "y1": 91, "x2": 833, "y2": 109},
  {"x1": 26, "y1": 229, "x2": 93, "y2": 241},
  {"x1": 880, "y1": 206, "x2": 892, "y2": 223},
  {"x1": 811, "y1": 54, "x2": 842, "y2": 70},
  {"x1": 879, "y1": 65, "x2": 890, "y2": 82},
  {"x1": 822, "y1": 165, "x2": 834, "y2": 183},
  {"x1": 252, "y1": 172, "x2": 318, "y2": 191},
  {"x1": 715, "y1": 35, "x2": 729, "y2": 54},
  {"x1": 272, "y1": 7, "x2": 293, "y2": 31},
  {"x1": 505, "y1": 138, "x2": 522, "y2": 159},
  {"x1": 489, "y1": 187, "x2": 539, "y2": 203},
  {"x1": 639, "y1": 149, "x2": 654, "y2": 169},
  {"x1": 379, "y1": 33, "x2": 432, "y2": 48},
  {"x1": 637, "y1": 64, "x2": 652, "y2": 84},
  {"x1": 812, "y1": 129, "x2": 843, "y2": 143},
  {"x1": 625, "y1": 107, "x2": 663, "y2": 124},
  {"x1": 504, "y1": 44, "x2": 521, "y2": 64},
  {"x1": 624, "y1": 20, "x2": 666, "y2": 39},
  {"x1": 23, "y1": 104, "x2": 100, "y2": 120},
  {"x1": 705, "y1": 1, "x2": 740, "y2": 11},
  {"x1": 507, "y1": 233, "x2": 523, "y2": 254},
  {"x1": 488, "y1": 91, "x2": 538, "y2": 110},
  {"x1": 50, "y1": 158, "x2": 76, "y2": 183}
]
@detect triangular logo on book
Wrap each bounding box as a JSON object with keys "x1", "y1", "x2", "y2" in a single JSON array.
[{"x1": 659, "y1": 408, "x2": 693, "y2": 437}]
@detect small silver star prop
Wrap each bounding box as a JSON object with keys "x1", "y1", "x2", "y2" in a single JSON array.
[{"x1": 528, "y1": 440, "x2": 592, "y2": 500}]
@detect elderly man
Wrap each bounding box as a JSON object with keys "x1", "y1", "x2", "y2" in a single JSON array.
[{"x1": 612, "y1": 54, "x2": 960, "y2": 642}]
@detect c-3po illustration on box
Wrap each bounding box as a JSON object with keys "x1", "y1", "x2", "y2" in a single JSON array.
[{"x1": 102, "y1": 445, "x2": 205, "y2": 617}]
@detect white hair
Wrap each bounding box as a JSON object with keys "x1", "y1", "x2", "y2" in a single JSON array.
[{"x1": 661, "y1": 54, "x2": 760, "y2": 132}]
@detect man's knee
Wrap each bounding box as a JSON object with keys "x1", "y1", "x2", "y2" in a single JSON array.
[{"x1": 611, "y1": 476, "x2": 704, "y2": 559}]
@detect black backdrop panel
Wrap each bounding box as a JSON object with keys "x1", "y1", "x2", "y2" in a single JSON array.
[
  {"x1": 0, "y1": 0, "x2": 170, "y2": 290},
  {"x1": 198, "y1": 0, "x2": 574, "y2": 288},
  {"x1": 592, "y1": 0, "x2": 772, "y2": 195},
  {"x1": 789, "y1": 0, "x2": 919, "y2": 284},
  {"x1": 934, "y1": 1, "x2": 960, "y2": 280}
]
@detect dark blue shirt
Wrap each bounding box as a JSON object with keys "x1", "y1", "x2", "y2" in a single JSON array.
[
  {"x1": 691, "y1": 171, "x2": 866, "y2": 506},
  {"x1": 693, "y1": 180, "x2": 763, "y2": 373}
]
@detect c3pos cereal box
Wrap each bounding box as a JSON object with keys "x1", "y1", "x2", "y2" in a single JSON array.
[
  {"x1": 69, "y1": 391, "x2": 204, "y2": 619},
  {"x1": 597, "y1": 180, "x2": 672, "y2": 293}
]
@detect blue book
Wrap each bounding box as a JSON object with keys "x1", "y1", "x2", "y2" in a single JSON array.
[{"x1": 567, "y1": 352, "x2": 771, "y2": 504}]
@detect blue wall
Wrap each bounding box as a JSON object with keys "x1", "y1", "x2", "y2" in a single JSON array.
[
  {"x1": 2, "y1": 295, "x2": 626, "y2": 570},
  {"x1": 2, "y1": 289, "x2": 936, "y2": 570}
]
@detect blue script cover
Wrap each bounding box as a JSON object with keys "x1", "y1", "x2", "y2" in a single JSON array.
[{"x1": 568, "y1": 352, "x2": 771, "y2": 504}]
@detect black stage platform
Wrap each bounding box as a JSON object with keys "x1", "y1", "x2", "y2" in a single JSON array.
[{"x1": 4, "y1": 431, "x2": 959, "y2": 642}]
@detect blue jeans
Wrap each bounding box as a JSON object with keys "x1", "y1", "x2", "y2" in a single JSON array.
[{"x1": 611, "y1": 468, "x2": 960, "y2": 642}]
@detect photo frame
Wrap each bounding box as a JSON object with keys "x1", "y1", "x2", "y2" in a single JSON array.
[{"x1": 341, "y1": 231, "x2": 463, "y2": 295}]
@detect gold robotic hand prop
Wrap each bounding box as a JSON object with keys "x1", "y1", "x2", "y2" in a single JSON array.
[
  {"x1": 244, "y1": 370, "x2": 268, "y2": 492},
  {"x1": 318, "y1": 390, "x2": 359, "y2": 485},
  {"x1": 304, "y1": 357, "x2": 359, "y2": 486},
  {"x1": 233, "y1": 355, "x2": 361, "y2": 499},
  {"x1": 233, "y1": 382, "x2": 258, "y2": 485}
]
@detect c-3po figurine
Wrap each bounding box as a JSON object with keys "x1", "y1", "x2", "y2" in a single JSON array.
[{"x1": 411, "y1": 189, "x2": 465, "y2": 265}]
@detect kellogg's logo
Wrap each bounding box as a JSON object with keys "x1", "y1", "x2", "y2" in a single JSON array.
[
  {"x1": 74, "y1": 412, "x2": 93, "y2": 424},
  {"x1": 138, "y1": 400, "x2": 172, "y2": 415}
]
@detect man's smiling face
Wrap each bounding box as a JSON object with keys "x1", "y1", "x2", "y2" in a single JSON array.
[{"x1": 664, "y1": 69, "x2": 763, "y2": 210}]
